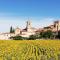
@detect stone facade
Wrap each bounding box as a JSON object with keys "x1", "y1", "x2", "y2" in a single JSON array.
[
  {"x1": 15, "y1": 27, "x2": 21, "y2": 35},
  {"x1": 15, "y1": 20, "x2": 37, "y2": 37},
  {"x1": 43, "y1": 21, "x2": 60, "y2": 32},
  {"x1": 0, "y1": 20, "x2": 60, "y2": 40}
]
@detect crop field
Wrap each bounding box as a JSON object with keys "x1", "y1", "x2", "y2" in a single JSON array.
[{"x1": 0, "y1": 40, "x2": 60, "y2": 60}]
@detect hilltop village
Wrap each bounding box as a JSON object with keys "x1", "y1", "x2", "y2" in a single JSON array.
[{"x1": 0, "y1": 20, "x2": 60, "y2": 40}]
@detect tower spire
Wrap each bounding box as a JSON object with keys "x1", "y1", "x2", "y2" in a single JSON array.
[{"x1": 26, "y1": 18, "x2": 32, "y2": 32}]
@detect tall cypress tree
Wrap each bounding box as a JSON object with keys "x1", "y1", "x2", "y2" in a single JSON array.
[{"x1": 10, "y1": 26, "x2": 15, "y2": 33}]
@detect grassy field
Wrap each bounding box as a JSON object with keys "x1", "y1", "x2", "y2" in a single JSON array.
[{"x1": 0, "y1": 40, "x2": 60, "y2": 60}]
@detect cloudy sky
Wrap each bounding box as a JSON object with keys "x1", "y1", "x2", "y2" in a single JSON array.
[{"x1": 0, "y1": 0, "x2": 60, "y2": 32}]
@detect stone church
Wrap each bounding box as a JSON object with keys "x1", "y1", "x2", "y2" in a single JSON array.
[
  {"x1": 15, "y1": 20, "x2": 37, "y2": 37},
  {"x1": 43, "y1": 20, "x2": 60, "y2": 32},
  {"x1": 0, "y1": 20, "x2": 37, "y2": 40},
  {"x1": 0, "y1": 20, "x2": 60, "y2": 40}
]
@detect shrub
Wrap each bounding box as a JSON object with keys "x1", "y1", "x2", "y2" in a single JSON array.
[{"x1": 10, "y1": 36, "x2": 23, "y2": 40}]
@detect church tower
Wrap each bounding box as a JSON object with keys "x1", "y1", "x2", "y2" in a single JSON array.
[
  {"x1": 27, "y1": 20, "x2": 31, "y2": 29},
  {"x1": 26, "y1": 20, "x2": 32, "y2": 32},
  {"x1": 54, "y1": 21, "x2": 60, "y2": 31}
]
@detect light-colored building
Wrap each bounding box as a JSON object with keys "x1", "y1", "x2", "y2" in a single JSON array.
[
  {"x1": 0, "y1": 33, "x2": 15, "y2": 40},
  {"x1": 15, "y1": 27, "x2": 21, "y2": 35},
  {"x1": 15, "y1": 20, "x2": 37, "y2": 37},
  {"x1": 0, "y1": 20, "x2": 60, "y2": 40},
  {"x1": 43, "y1": 20, "x2": 60, "y2": 32}
]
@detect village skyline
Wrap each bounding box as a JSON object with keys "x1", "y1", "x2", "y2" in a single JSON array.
[
  {"x1": 0, "y1": 17, "x2": 59, "y2": 33},
  {"x1": 0, "y1": 0, "x2": 60, "y2": 32},
  {"x1": 0, "y1": 1, "x2": 60, "y2": 60}
]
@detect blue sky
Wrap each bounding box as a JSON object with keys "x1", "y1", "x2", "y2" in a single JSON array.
[{"x1": 0, "y1": 0, "x2": 60, "y2": 32}]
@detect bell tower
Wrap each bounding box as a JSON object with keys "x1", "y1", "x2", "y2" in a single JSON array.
[
  {"x1": 54, "y1": 21, "x2": 60, "y2": 31},
  {"x1": 27, "y1": 20, "x2": 31, "y2": 28},
  {"x1": 26, "y1": 20, "x2": 32, "y2": 32}
]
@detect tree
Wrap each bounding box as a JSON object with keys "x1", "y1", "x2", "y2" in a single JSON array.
[
  {"x1": 28, "y1": 35, "x2": 37, "y2": 40},
  {"x1": 40, "y1": 30, "x2": 53, "y2": 39},
  {"x1": 10, "y1": 36, "x2": 23, "y2": 40},
  {"x1": 10, "y1": 26, "x2": 15, "y2": 33}
]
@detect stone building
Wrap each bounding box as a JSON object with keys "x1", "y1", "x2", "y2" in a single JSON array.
[
  {"x1": 15, "y1": 27, "x2": 21, "y2": 35},
  {"x1": 0, "y1": 20, "x2": 60, "y2": 40},
  {"x1": 14, "y1": 20, "x2": 37, "y2": 37},
  {"x1": 43, "y1": 20, "x2": 60, "y2": 32}
]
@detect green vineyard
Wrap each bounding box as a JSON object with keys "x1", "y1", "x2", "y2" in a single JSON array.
[{"x1": 0, "y1": 40, "x2": 60, "y2": 60}]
